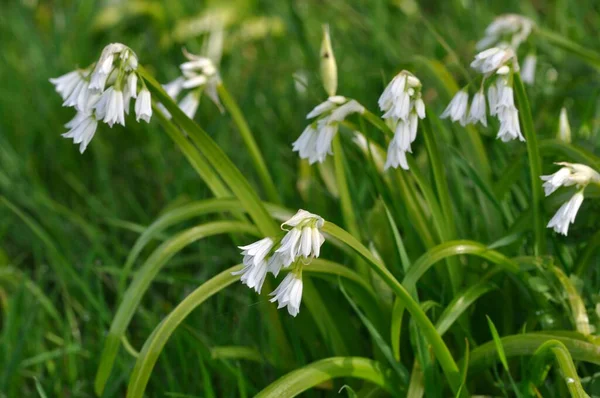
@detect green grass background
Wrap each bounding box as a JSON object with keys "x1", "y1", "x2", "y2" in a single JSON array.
[{"x1": 1, "y1": 0, "x2": 600, "y2": 396}]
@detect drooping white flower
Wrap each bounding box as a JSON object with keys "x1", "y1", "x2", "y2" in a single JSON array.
[
  {"x1": 62, "y1": 113, "x2": 98, "y2": 154},
  {"x1": 94, "y1": 87, "x2": 125, "y2": 127},
  {"x1": 292, "y1": 97, "x2": 364, "y2": 164},
  {"x1": 50, "y1": 70, "x2": 86, "y2": 101},
  {"x1": 470, "y1": 47, "x2": 515, "y2": 75},
  {"x1": 269, "y1": 272, "x2": 304, "y2": 317},
  {"x1": 379, "y1": 71, "x2": 426, "y2": 170},
  {"x1": 441, "y1": 90, "x2": 469, "y2": 126},
  {"x1": 274, "y1": 210, "x2": 325, "y2": 268},
  {"x1": 476, "y1": 14, "x2": 535, "y2": 51},
  {"x1": 521, "y1": 54, "x2": 537, "y2": 84},
  {"x1": 178, "y1": 91, "x2": 200, "y2": 119},
  {"x1": 89, "y1": 43, "x2": 130, "y2": 92},
  {"x1": 547, "y1": 191, "x2": 584, "y2": 236},
  {"x1": 541, "y1": 162, "x2": 600, "y2": 196},
  {"x1": 232, "y1": 237, "x2": 274, "y2": 293},
  {"x1": 558, "y1": 107, "x2": 571, "y2": 143},
  {"x1": 384, "y1": 131, "x2": 409, "y2": 170},
  {"x1": 467, "y1": 89, "x2": 488, "y2": 126},
  {"x1": 496, "y1": 106, "x2": 524, "y2": 142},
  {"x1": 135, "y1": 88, "x2": 152, "y2": 123}
]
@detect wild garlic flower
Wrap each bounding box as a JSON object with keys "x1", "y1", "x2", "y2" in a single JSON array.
[
  {"x1": 476, "y1": 14, "x2": 535, "y2": 51},
  {"x1": 292, "y1": 96, "x2": 364, "y2": 164},
  {"x1": 378, "y1": 71, "x2": 426, "y2": 170},
  {"x1": 541, "y1": 162, "x2": 600, "y2": 235},
  {"x1": 157, "y1": 49, "x2": 223, "y2": 120},
  {"x1": 233, "y1": 210, "x2": 325, "y2": 317},
  {"x1": 444, "y1": 48, "x2": 524, "y2": 142},
  {"x1": 233, "y1": 237, "x2": 275, "y2": 294},
  {"x1": 441, "y1": 90, "x2": 469, "y2": 126},
  {"x1": 50, "y1": 43, "x2": 151, "y2": 153},
  {"x1": 270, "y1": 272, "x2": 303, "y2": 317}
]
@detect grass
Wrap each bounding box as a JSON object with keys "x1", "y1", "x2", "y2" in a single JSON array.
[{"x1": 2, "y1": 0, "x2": 600, "y2": 396}]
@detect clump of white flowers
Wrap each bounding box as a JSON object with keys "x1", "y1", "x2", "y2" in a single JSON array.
[
  {"x1": 477, "y1": 14, "x2": 538, "y2": 86},
  {"x1": 442, "y1": 47, "x2": 525, "y2": 142},
  {"x1": 234, "y1": 210, "x2": 325, "y2": 317},
  {"x1": 158, "y1": 49, "x2": 223, "y2": 120},
  {"x1": 292, "y1": 96, "x2": 365, "y2": 164},
  {"x1": 378, "y1": 71, "x2": 426, "y2": 170},
  {"x1": 541, "y1": 162, "x2": 600, "y2": 235},
  {"x1": 292, "y1": 25, "x2": 365, "y2": 164},
  {"x1": 476, "y1": 14, "x2": 535, "y2": 51},
  {"x1": 50, "y1": 43, "x2": 152, "y2": 153}
]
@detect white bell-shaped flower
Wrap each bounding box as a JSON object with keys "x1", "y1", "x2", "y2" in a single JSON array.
[{"x1": 269, "y1": 272, "x2": 304, "y2": 317}]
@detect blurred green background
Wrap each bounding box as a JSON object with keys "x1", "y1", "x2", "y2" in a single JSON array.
[{"x1": 2, "y1": 0, "x2": 600, "y2": 396}]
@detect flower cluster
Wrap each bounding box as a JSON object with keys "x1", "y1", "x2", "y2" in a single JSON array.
[
  {"x1": 541, "y1": 162, "x2": 600, "y2": 235},
  {"x1": 158, "y1": 49, "x2": 223, "y2": 119},
  {"x1": 292, "y1": 96, "x2": 364, "y2": 164},
  {"x1": 378, "y1": 71, "x2": 426, "y2": 170},
  {"x1": 476, "y1": 14, "x2": 538, "y2": 85},
  {"x1": 442, "y1": 47, "x2": 525, "y2": 142},
  {"x1": 233, "y1": 210, "x2": 325, "y2": 317},
  {"x1": 50, "y1": 43, "x2": 152, "y2": 153},
  {"x1": 476, "y1": 14, "x2": 535, "y2": 51}
]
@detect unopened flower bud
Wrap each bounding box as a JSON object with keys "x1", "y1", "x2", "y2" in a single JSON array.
[{"x1": 320, "y1": 25, "x2": 338, "y2": 97}]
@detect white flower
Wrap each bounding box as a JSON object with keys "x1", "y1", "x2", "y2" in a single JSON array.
[
  {"x1": 178, "y1": 92, "x2": 200, "y2": 119},
  {"x1": 496, "y1": 106, "x2": 524, "y2": 142},
  {"x1": 62, "y1": 113, "x2": 98, "y2": 153},
  {"x1": 50, "y1": 70, "x2": 86, "y2": 101},
  {"x1": 476, "y1": 14, "x2": 535, "y2": 51},
  {"x1": 487, "y1": 84, "x2": 498, "y2": 116},
  {"x1": 384, "y1": 131, "x2": 409, "y2": 170},
  {"x1": 274, "y1": 210, "x2": 325, "y2": 264},
  {"x1": 541, "y1": 163, "x2": 600, "y2": 196},
  {"x1": 269, "y1": 272, "x2": 303, "y2": 317},
  {"x1": 467, "y1": 89, "x2": 487, "y2": 126},
  {"x1": 441, "y1": 90, "x2": 469, "y2": 126},
  {"x1": 470, "y1": 47, "x2": 515, "y2": 74},
  {"x1": 558, "y1": 107, "x2": 571, "y2": 143},
  {"x1": 123, "y1": 73, "x2": 138, "y2": 114},
  {"x1": 521, "y1": 54, "x2": 537, "y2": 84},
  {"x1": 135, "y1": 88, "x2": 152, "y2": 123},
  {"x1": 89, "y1": 43, "x2": 133, "y2": 92},
  {"x1": 547, "y1": 191, "x2": 584, "y2": 235},
  {"x1": 379, "y1": 71, "x2": 426, "y2": 170},
  {"x1": 94, "y1": 87, "x2": 125, "y2": 127},
  {"x1": 163, "y1": 77, "x2": 185, "y2": 99},
  {"x1": 293, "y1": 97, "x2": 363, "y2": 164},
  {"x1": 232, "y1": 237, "x2": 274, "y2": 293}
]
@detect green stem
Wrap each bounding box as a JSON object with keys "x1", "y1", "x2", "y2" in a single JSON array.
[
  {"x1": 217, "y1": 83, "x2": 281, "y2": 204},
  {"x1": 332, "y1": 134, "x2": 368, "y2": 277},
  {"x1": 536, "y1": 28, "x2": 600, "y2": 71},
  {"x1": 422, "y1": 116, "x2": 461, "y2": 292},
  {"x1": 323, "y1": 222, "x2": 465, "y2": 397},
  {"x1": 513, "y1": 72, "x2": 545, "y2": 255}
]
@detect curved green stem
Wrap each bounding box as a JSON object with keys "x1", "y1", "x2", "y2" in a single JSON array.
[
  {"x1": 255, "y1": 357, "x2": 397, "y2": 397},
  {"x1": 513, "y1": 72, "x2": 545, "y2": 255},
  {"x1": 322, "y1": 222, "x2": 465, "y2": 397},
  {"x1": 217, "y1": 83, "x2": 281, "y2": 204}
]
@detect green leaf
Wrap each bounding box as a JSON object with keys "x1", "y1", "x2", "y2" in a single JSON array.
[
  {"x1": 513, "y1": 72, "x2": 545, "y2": 255},
  {"x1": 95, "y1": 221, "x2": 259, "y2": 396},
  {"x1": 485, "y1": 315, "x2": 509, "y2": 371},
  {"x1": 340, "y1": 280, "x2": 409, "y2": 385},
  {"x1": 436, "y1": 282, "x2": 496, "y2": 337},
  {"x1": 210, "y1": 346, "x2": 263, "y2": 363},
  {"x1": 551, "y1": 266, "x2": 591, "y2": 335},
  {"x1": 466, "y1": 333, "x2": 600, "y2": 373},
  {"x1": 527, "y1": 340, "x2": 588, "y2": 397},
  {"x1": 255, "y1": 357, "x2": 396, "y2": 397}
]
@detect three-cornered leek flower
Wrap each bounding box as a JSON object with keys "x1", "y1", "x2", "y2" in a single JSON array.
[
  {"x1": 157, "y1": 49, "x2": 223, "y2": 120},
  {"x1": 541, "y1": 162, "x2": 600, "y2": 235},
  {"x1": 50, "y1": 43, "x2": 150, "y2": 153},
  {"x1": 233, "y1": 210, "x2": 325, "y2": 317},
  {"x1": 476, "y1": 14, "x2": 535, "y2": 51},
  {"x1": 445, "y1": 47, "x2": 524, "y2": 142},
  {"x1": 378, "y1": 71, "x2": 426, "y2": 170},
  {"x1": 292, "y1": 96, "x2": 364, "y2": 164}
]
